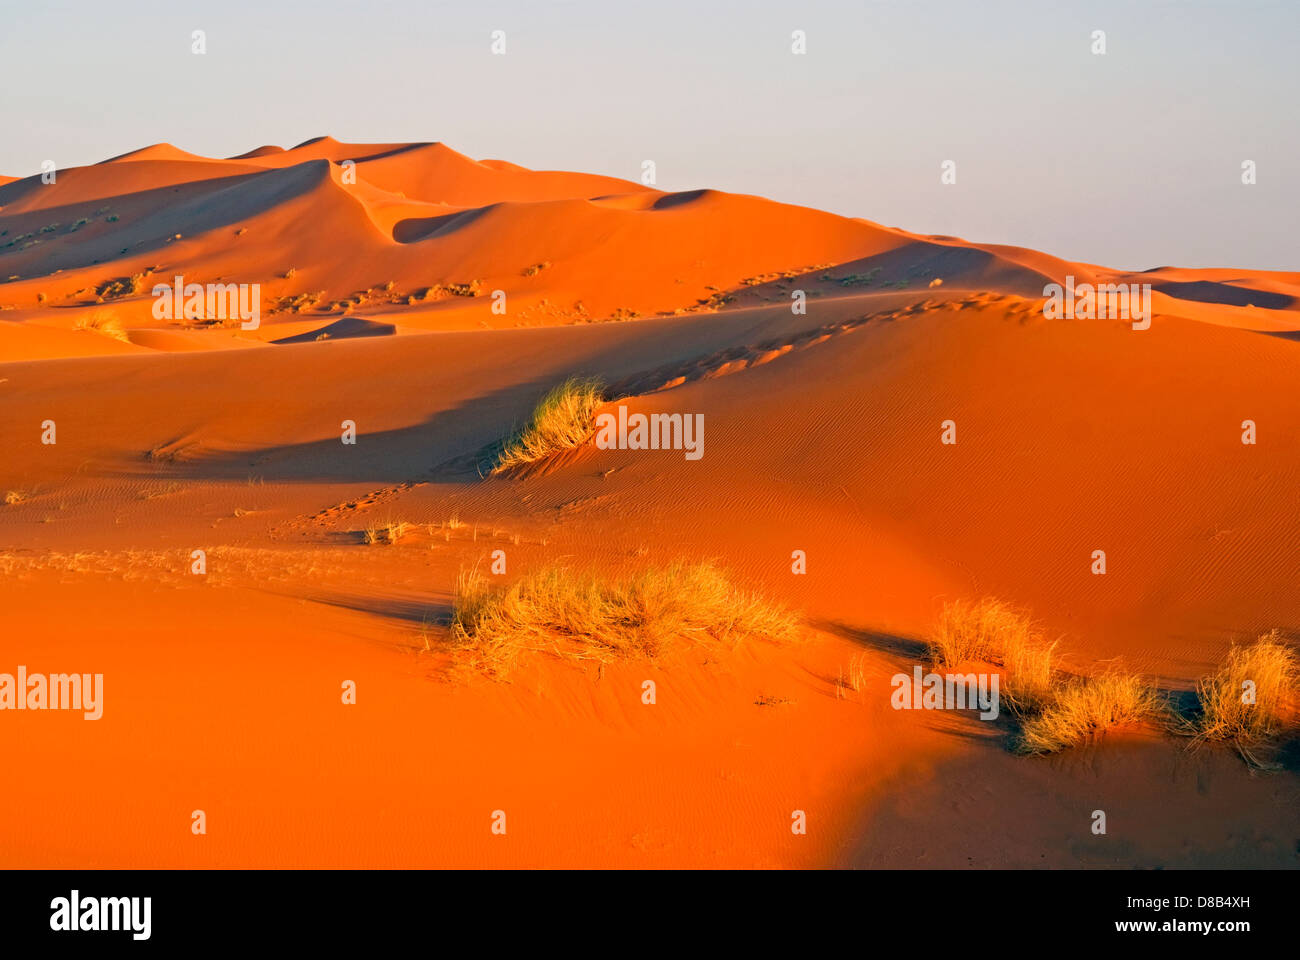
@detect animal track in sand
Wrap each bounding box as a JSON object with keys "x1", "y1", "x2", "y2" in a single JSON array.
[
  {"x1": 611, "y1": 291, "x2": 1039, "y2": 398},
  {"x1": 300, "y1": 481, "x2": 426, "y2": 527}
]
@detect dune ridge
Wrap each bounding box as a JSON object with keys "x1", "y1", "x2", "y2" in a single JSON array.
[{"x1": 4, "y1": 139, "x2": 1295, "y2": 363}]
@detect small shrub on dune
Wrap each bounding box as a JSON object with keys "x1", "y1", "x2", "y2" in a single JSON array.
[
  {"x1": 1192, "y1": 632, "x2": 1298, "y2": 766},
  {"x1": 450, "y1": 561, "x2": 798, "y2": 677},
  {"x1": 491, "y1": 376, "x2": 606, "y2": 474},
  {"x1": 928, "y1": 603, "x2": 1296, "y2": 760},
  {"x1": 73, "y1": 312, "x2": 130, "y2": 343},
  {"x1": 365, "y1": 520, "x2": 411, "y2": 545},
  {"x1": 930, "y1": 598, "x2": 1026, "y2": 664},
  {"x1": 1018, "y1": 672, "x2": 1164, "y2": 754},
  {"x1": 929, "y1": 598, "x2": 1055, "y2": 713},
  {"x1": 999, "y1": 633, "x2": 1056, "y2": 714}
]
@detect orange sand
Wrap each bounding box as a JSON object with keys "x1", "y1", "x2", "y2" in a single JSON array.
[{"x1": 1, "y1": 140, "x2": 1297, "y2": 867}]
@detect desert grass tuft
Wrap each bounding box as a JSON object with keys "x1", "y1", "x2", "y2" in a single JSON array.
[
  {"x1": 491, "y1": 376, "x2": 606, "y2": 474},
  {"x1": 1191, "y1": 631, "x2": 1298, "y2": 766},
  {"x1": 1018, "y1": 672, "x2": 1164, "y2": 754},
  {"x1": 450, "y1": 561, "x2": 798, "y2": 677},
  {"x1": 847, "y1": 652, "x2": 867, "y2": 693},
  {"x1": 928, "y1": 598, "x2": 1055, "y2": 713},
  {"x1": 73, "y1": 312, "x2": 130, "y2": 343},
  {"x1": 365, "y1": 520, "x2": 411, "y2": 545}
]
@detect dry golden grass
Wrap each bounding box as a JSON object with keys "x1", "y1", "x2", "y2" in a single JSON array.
[
  {"x1": 491, "y1": 376, "x2": 606, "y2": 474},
  {"x1": 836, "y1": 655, "x2": 869, "y2": 700},
  {"x1": 1018, "y1": 672, "x2": 1164, "y2": 754},
  {"x1": 848, "y1": 652, "x2": 867, "y2": 692},
  {"x1": 73, "y1": 311, "x2": 130, "y2": 343},
  {"x1": 1192, "y1": 632, "x2": 1298, "y2": 766},
  {"x1": 450, "y1": 561, "x2": 799, "y2": 677},
  {"x1": 928, "y1": 598, "x2": 1055, "y2": 713},
  {"x1": 364, "y1": 520, "x2": 411, "y2": 546},
  {"x1": 927, "y1": 602, "x2": 1296, "y2": 761}
]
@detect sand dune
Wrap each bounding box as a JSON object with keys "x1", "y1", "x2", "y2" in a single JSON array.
[
  {"x1": 1, "y1": 140, "x2": 1296, "y2": 868},
  {"x1": 4, "y1": 140, "x2": 1296, "y2": 354}
]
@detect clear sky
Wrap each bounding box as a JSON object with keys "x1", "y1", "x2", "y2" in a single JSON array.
[{"x1": 2, "y1": 0, "x2": 1295, "y2": 270}]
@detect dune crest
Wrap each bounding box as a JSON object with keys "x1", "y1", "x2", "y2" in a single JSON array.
[{"x1": 2, "y1": 139, "x2": 1296, "y2": 361}]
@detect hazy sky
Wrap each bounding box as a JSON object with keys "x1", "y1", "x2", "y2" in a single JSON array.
[{"x1": 2, "y1": 0, "x2": 1296, "y2": 270}]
